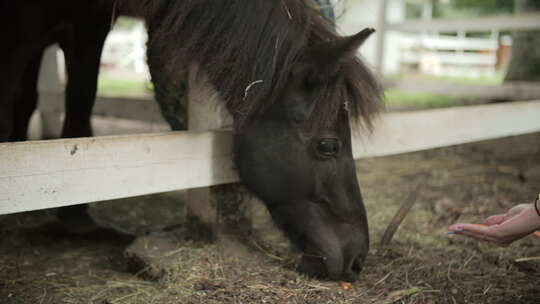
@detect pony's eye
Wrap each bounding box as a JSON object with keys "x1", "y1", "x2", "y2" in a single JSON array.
[{"x1": 316, "y1": 138, "x2": 340, "y2": 157}]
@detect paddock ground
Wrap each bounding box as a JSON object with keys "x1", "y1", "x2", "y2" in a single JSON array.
[{"x1": 1, "y1": 132, "x2": 539, "y2": 304}]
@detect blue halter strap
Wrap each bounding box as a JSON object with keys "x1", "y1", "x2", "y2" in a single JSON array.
[{"x1": 313, "y1": 0, "x2": 335, "y2": 22}]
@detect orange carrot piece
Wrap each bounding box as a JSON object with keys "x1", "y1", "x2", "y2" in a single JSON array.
[{"x1": 339, "y1": 282, "x2": 352, "y2": 290}]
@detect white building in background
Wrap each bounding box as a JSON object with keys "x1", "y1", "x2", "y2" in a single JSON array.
[
  {"x1": 336, "y1": 0, "x2": 509, "y2": 78},
  {"x1": 100, "y1": 22, "x2": 149, "y2": 81}
]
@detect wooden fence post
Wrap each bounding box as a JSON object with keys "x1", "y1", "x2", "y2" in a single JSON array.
[{"x1": 375, "y1": 0, "x2": 389, "y2": 75}]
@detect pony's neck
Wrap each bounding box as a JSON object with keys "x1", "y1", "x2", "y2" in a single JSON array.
[
  {"x1": 114, "y1": 0, "x2": 147, "y2": 18},
  {"x1": 187, "y1": 64, "x2": 233, "y2": 130}
]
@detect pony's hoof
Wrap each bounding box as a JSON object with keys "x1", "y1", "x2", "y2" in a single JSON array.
[
  {"x1": 56, "y1": 205, "x2": 99, "y2": 235},
  {"x1": 59, "y1": 214, "x2": 100, "y2": 235}
]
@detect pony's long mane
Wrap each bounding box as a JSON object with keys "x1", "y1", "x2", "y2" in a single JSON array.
[{"x1": 136, "y1": 0, "x2": 381, "y2": 130}]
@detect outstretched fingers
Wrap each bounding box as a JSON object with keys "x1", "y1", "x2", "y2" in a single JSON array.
[
  {"x1": 448, "y1": 223, "x2": 508, "y2": 246},
  {"x1": 483, "y1": 214, "x2": 508, "y2": 226}
]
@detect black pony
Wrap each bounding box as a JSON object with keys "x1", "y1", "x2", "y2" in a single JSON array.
[{"x1": 0, "y1": 0, "x2": 382, "y2": 282}]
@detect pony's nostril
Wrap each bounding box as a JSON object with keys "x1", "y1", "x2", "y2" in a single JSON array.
[
  {"x1": 342, "y1": 254, "x2": 365, "y2": 282},
  {"x1": 338, "y1": 255, "x2": 360, "y2": 282},
  {"x1": 352, "y1": 256, "x2": 364, "y2": 272},
  {"x1": 352, "y1": 248, "x2": 368, "y2": 270},
  {"x1": 298, "y1": 254, "x2": 327, "y2": 278},
  {"x1": 341, "y1": 270, "x2": 359, "y2": 283}
]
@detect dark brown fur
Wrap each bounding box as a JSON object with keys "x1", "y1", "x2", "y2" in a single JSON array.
[{"x1": 131, "y1": 0, "x2": 382, "y2": 130}]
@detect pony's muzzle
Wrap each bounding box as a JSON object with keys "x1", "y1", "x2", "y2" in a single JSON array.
[
  {"x1": 340, "y1": 252, "x2": 367, "y2": 282},
  {"x1": 298, "y1": 246, "x2": 366, "y2": 282},
  {"x1": 298, "y1": 252, "x2": 343, "y2": 281}
]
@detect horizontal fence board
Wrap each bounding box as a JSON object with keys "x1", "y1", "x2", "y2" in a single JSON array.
[
  {"x1": 2, "y1": 101, "x2": 540, "y2": 215},
  {"x1": 388, "y1": 13, "x2": 540, "y2": 32},
  {"x1": 1, "y1": 131, "x2": 237, "y2": 214},
  {"x1": 353, "y1": 100, "x2": 540, "y2": 158},
  {"x1": 400, "y1": 52, "x2": 496, "y2": 66},
  {"x1": 388, "y1": 80, "x2": 540, "y2": 100},
  {"x1": 399, "y1": 35, "x2": 498, "y2": 51}
]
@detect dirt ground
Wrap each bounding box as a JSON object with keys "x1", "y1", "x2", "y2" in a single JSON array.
[{"x1": 1, "y1": 132, "x2": 539, "y2": 304}]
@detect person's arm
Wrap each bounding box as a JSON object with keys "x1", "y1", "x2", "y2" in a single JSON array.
[{"x1": 447, "y1": 201, "x2": 540, "y2": 246}]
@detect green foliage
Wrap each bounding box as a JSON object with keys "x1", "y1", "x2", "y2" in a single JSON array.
[
  {"x1": 384, "y1": 90, "x2": 460, "y2": 109},
  {"x1": 114, "y1": 17, "x2": 140, "y2": 30},
  {"x1": 405, "y1": 2, "x2": 424, "y2": 19},
  {"x1": 433, "y1": 0, "x2": 514, "y2": 18},
  {"x1": 383, "y1": 74, "x2": 502, "y2": 109},
  {"x1": 97, "y1": 76, "x2": 150, "y2": 97},
  {"x1": 451, "y1": 0, "x2": 514, "y2": 14},
  {"x1": 405, "y1": 0, "x2": 514, "y2": 19}
]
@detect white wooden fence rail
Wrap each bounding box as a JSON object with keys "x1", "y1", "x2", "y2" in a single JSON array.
[
  {"x1": 2, "y1": 100, "x2": 540, "y2": 215},
  {"x1": 398, "y1": 33, "x2": 500, "y2": 77},
  {"x1": 1, "y1": 131, "x2": 236, "y2": 214},
  {"x1": 388, "y1": 80, "x2": 540, "y2": 100},
  {"x1": 352, "y1": 100, "x2": 540, "y2": 158}
]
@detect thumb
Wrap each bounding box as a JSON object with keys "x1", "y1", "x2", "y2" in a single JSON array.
[{"x1": 483, "y1": 214, "x2": 507, "y2": 226}]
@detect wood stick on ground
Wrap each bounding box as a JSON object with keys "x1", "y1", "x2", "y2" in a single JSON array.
[
  {"x1": 514, "y1": 256, "x2": 540, "y2": 263},
  {"x1": 377, "y1": 186, "x2": 419, "y2": 254}
]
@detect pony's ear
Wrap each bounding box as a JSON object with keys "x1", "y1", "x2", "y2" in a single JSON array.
[
  {"x1": 301, "y1": 28, "x2": 375, "y2": 83},
  {"x1": 330, "y1": 27, "x2": 375, "y2": 63},
  {"x1": 285, "y1": 28, "x2": 375, "y2": 121}
]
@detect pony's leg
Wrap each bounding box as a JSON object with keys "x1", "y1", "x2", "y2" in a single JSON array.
[
  {"x1": 60, "y1": 23, "x2": 109, "y2": 138},
  {"x1": 146, "y1": 45, "x2": 188, "y2": 131},
  {"x1": 11, "y1": 50, "x2": 44, "y2": 141},
  {"x1": 55, "y1": 22, "x2": 110, "y2": 233},
  {"x1": 0, "y1": 68, "x2": 17, "y2": 141},
  {"x1": 0, "y1": 48, "x2": 31, "y2": 142},
  {"x1": 0, "y1": 3, "x2": 22, "y2": 141}
]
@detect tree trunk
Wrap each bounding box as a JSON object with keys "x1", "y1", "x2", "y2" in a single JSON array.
[{"x1": 504, "y1": 0, "x2": 540, "y2": 82}]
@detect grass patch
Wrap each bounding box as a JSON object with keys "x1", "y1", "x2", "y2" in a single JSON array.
[
  {"x1": 388, "y1": 73, "x2": 504, "y2": 86},
  {"x1": 97, "y1": 76, "x2": 150, "y2": 97},
  {"x1": 384, "y1": 89, "x2": 462, "y2": 110}
]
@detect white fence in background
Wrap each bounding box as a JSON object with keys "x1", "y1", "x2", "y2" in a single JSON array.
[
  {"x1": 375, "y1": 1, "x2": 540, "y2": 76},
  {"x1": 373, "y1": 0, "x2": 540, "y2": 97},
  {"x1": 399, "y1": 33, "x2": 503, "y2": 77},
  {"x1": 55, "y1": 22, "x2": 149, "y2": 83},
  {"x1": 101, "y1": 22, "x2": 149, "y2": 79}
]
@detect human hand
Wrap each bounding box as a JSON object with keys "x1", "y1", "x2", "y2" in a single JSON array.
[{"x1": 448, "y1": 203, "x2": 540, "y2": 247}]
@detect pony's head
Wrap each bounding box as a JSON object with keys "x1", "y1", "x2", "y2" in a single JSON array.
[
  {"x1": 235, "y1": 28, "x2": 380, "y2": 282},
  {"x1": 144, "y1": 0, "x2": 382, "y2": 282}
]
